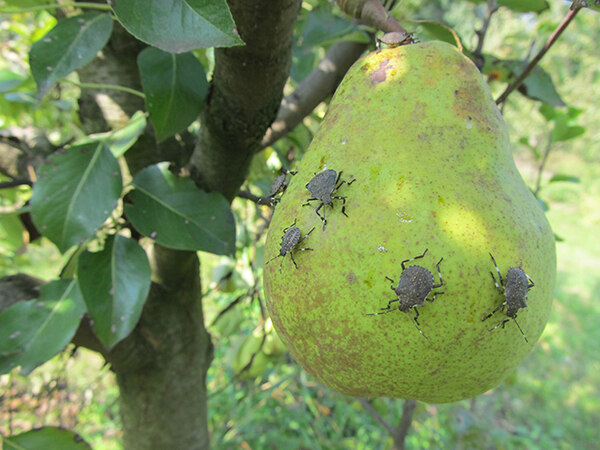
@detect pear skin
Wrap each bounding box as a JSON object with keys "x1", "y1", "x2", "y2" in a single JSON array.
[{"x1": 263, "y1": 41, "x2": 556, "y2": 403}]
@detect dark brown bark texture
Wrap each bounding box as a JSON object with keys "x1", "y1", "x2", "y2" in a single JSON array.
[{"x1": 189, "y1": 0, "x2": 302, "y2": 200}]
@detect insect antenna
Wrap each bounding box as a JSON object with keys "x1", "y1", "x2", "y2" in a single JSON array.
[{"x1": 408, "y1": 313, "x2": 430, "y2": 342}]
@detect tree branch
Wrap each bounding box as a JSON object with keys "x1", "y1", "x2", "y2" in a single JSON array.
[
  {"x1": 472, "y1": 0, "x2": 498, "y2": 70},
  {"x1": 495, "y1": 5, "x2": 582, "y2": 105},
  {"x1": 260, "y1": 40, "x2": 368, "y2": 149},
  {"x1": 189, "y1": 0, "x2": 302, "y2": 201},
  {"x1": 359, "y1": 398, "x2": 417, "y2": 449}
]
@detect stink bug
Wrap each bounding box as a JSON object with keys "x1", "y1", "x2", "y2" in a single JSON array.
[
  {"x1": 303, "y1": 169, "x2": 355, "y2": 230},
  {"x1": 367, "y1": 249, "x2": 444, "y2": 341},
  {"x1": 266, "y1": 219, "x2": 315, "y2": 273},
  {"x1": 482, "y1": 253, "x2": 535, "y2": 342}
]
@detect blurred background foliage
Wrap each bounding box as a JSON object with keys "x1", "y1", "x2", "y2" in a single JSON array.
[{"x1": 1, "y1": 0, "x2": 598, "y2": 448}]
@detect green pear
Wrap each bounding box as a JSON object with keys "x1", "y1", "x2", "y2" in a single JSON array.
[{"x1": 263, "y1": 41, "x2": 556, "y2": 403}]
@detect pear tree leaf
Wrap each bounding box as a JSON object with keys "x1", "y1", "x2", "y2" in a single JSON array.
[
  {"x1": 551, "y1": 124, "x2": 586, "y2": 142},
  {"x1": 502, "y1": 61, "x2": 565, "y2": 106},
  {"x1": 549, "y1": 174, "x2": 580, "y2": 183},
  {"x1": 138, "y1": 48, "x2": 207, "y2": 141},
  {"x1": 300, "y1": 6, "x2": 355, "y2": 48},
  {"x1": 407, "y1": 20, "x2": 463, "y2": 49},
  {"x1": 498, "y1": 0, "x2": 549, "y2": 13},
  {"x1": 0, "y1": 279, "x2": 85, "y2": 375},
  {"x1": 30, "y1": 142, "x2": 123, "y2": 253},
  {"x1": 77, "y1": 234, "x2": 151, "y2": 349},
  {"x1": 0, "y1": 69, "x2": 26, "y2": 92},
  {"x1": 464, "y1": 0, "x2": 549, "y2": 12},
  {"x1": 77, "y1": 111, "x2": 147, "y2": 157},
  {"x1": 29, "y1": 13, "x2": 113, "y2": 99},
  {"x1": 124, "y1": 163, "x2": 236, "y2": 255},
  {"x1": 112, "y1": 0, "x2": 243, "y2": 53},
  {"x1": 4, "y1": 427, "x2": 91, "y2": 450}
]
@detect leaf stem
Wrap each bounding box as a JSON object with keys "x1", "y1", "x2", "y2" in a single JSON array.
[
  {"x1": 0, "y1": 2, "x2": 112, "y2": 14},
  {"x1": 495, "y1": 5, "x2": 582, "y2": 106},
  {"x1": 62, "y1": 79, "x2": 146, "y2": 99}
]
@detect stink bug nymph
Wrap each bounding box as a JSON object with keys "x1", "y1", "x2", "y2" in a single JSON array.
[
  {"x1": 376, "y1": 31, "x2": 416, "y2": 50},
  {"x1": 303, "y1": 169, "x2": 356, "y2": 230},
  {"x1": 266, "y1": 219, "x2": 315, "y2": 273},
  {"x1": 267, "y1": 169, "x2": 297, "y2": 205},
  {"x1": 482, "y1": 253, "x2": 535, "y2": 342},
  {"x1": 367, "y1": 249, "x2": 444, "y2": 341}
]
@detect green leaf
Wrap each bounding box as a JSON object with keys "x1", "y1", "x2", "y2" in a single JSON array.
[
  {"x1": 549, "y1": 174, "x2": 580, "y2": 183},
  {"x1": 503, "y1": 61, "x2": 565, "y2": 106},
  {"x1": 498, "y1": 0, "x2": 549, "y2": 13},
  {"x1": 0, "y1": 279, "x2": 85, "y2": 375},
  {"x1": 465, "y1": 0, "x2": 549, "y2": 12},
  {"x1": 409, "y1": 20, "x2": 462, "y2": 48},
  {"x1": 112, "y1": 0, "x2": 243, "y2": 53},
  {"x1": 552, "y1": 124, "x2": 586, "y2": 142},
  {"x1": 0, "y1": 212, "x2": 25, "y2": 252},
  {"x1": 4, "y1": 427, "x2": 91, "y2": 450},
  {"x1": 138, "y1": 48, "x2": 208, "y2": 141},
  {"x1": 77, "y1": 110, "x2": 147, "y2": 157},
  {"x1": 29, "y1": 13, "x2": 113, "y2": 99},
  {"x1": 0, "y1": 69, "x2": 25, "y2": 93},
  {"x1": 124, "y1": 163, "x2": 236, "y2": 255},
  {"x1": 300, "y1": 6, "x2": 355, "y2": 48},
  {"x1": 30, "y1": 142, "x2": 123, "y2": 253},
  {"x1": 77, "y1": 235, "x2": 151, "y2": 349}
]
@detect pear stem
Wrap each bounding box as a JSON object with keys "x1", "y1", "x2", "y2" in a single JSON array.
[{"x1": 495, "y1": 5, "x2": 582, "y2": 106}]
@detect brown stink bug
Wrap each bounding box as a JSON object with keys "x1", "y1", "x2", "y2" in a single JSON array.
[
  {"x1": 376, "y1": 31, "x2": 416, "y2": 50},
  {"x1": 267, "y1": 169, "x2": 297, "y2": 206},
  {"x1": 482, "y1": 253, "x2": 535, "y2": 342},
  {"x1": 266, "y1": 219, "x2": 315, "y2": 273},
  {"x1": 367, "y1": 249, "x2": 444, "y2": 341},
  {"x1": 302, "y1": 169, "x2": 356, "y2": 230}
]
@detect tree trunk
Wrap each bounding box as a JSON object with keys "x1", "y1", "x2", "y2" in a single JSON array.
[{"x1": 74, "y1": 1, "x2": 301, "y2": 448}]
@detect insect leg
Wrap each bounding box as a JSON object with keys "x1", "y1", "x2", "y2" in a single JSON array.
[
  {"x1": 482, "y1": 302, "x2": 507, "y2": 322},
  {"x1": 333, "y1": 195, "x2": 349, "y2": 217},
  {"x1": 289, "y1": 252, "x2": 299, "y2": 269},
  {"x1": 385, "y1": 276, "x2": 396, "y2": 290},
  {"x1": 489, "y1": 271, "x2": 504, "y2": 294},
  {"x1": 302, "y1": 197, "x2": 318, "y2": 207},
  {"x1": 433, "y1": 257, "x2": 444, "y2": 288},
  {"x1": 315, "y1": 203, "x2": 327, "y2": 230},
  {"x1": 282, "y1": 218, "x2": 297, "y2": 233},
  {"x1": 489, "y1": 253, "x2": 505, "y2": 287},
  {"x1": 297, "y1": 227, "x2": 315, "y2": 244},
  {"x1": 401, "y1": 249, "x2": 428, "y2": 271}
]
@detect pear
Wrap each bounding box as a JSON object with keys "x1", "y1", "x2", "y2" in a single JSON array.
[{"x1": 263, "y1": 41, "x2": 556, "y2": 403}]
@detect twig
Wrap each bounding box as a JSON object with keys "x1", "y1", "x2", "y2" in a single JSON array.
[
  {"x1": 0, "y1": 178, "x2": 33, "y2": 189},
  {"x1": 534, "y1": 135, "x2": 553, "y2": 196},
  {"x1": 358, "y1": 398, "x2": 397, "y2": 436},
  {"x1": 237, "y1": 189, "x2": 274, "y2": 205},
  {"x1": 395, "y1": 399, "x2": 417, "y2": 450},
  {"x1": 336, "y1": 0, "x2": 410, "y2": 34},
  {"x1": 472, "y1": 0, "x2": 499, "y2": 70},
  {"x1": 359, "y1": 398, "x2": 417, "y2": 449},
  {"x1": 495, "y1": 5, "x2": 582, "y2": 105},
  {"x1": 260, "y1": 40, "x2": 368, "y2": 150}
]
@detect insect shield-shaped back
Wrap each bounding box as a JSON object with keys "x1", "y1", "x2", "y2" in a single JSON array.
[
  {"x1": 267, "y1": 169, "x2": 297, "y2": 205},
  {"x1": 376, "y1": 31, "x2": 416, "y2": 50},
  {"x1": 266, "y1": 219, "x2": 315, "y2": 273},
  {"x1": 483, "y1": 253, "x2": 535, "y2": 342},
  {"x1": 303, "y1": 169, "x2": 356, "y2": 230},
  {"x1": 367, "y1": 249, "x2": 444, "y2": 341}
]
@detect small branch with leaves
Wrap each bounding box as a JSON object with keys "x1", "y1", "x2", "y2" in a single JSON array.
[{"x1": 495, "y1": 4, "x2": 583, "y2": 105}]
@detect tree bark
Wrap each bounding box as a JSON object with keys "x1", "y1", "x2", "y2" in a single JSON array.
[{"x1": 73, "y1": 1, "x2": 301, "y2": 449}]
